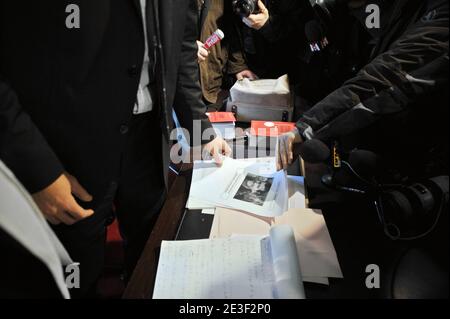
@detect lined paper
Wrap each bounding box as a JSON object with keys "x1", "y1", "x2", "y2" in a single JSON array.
[
  {"x1": 153, "y1": 226, "x2": 305, "y2": 299},
  {"x1": 153, "y1": 237, "x2": 274, "y2": 299}
]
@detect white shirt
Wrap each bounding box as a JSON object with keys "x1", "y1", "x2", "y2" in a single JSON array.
[{"x1": 134, "y1": 0, "x2": 153, "y2": 114}]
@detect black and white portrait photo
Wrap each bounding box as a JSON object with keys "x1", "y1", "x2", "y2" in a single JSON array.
[{"x1": 234, "y1": 173, "x2": 273, "y2": 206}]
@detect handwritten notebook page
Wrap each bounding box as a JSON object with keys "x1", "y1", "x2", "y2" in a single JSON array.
[{"x1": 152, "y1": 237, "x2": 274, "y2": 299}]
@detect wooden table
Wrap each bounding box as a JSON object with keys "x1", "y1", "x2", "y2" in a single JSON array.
[{"x1": 122, "y1": 163, "x2": 192, "y2": 299}]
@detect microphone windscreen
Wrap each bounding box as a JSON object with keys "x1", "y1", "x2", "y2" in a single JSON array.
[
  {"x1": 298, "y1": 139, "x2": 331, "y2": 163},
  {"x1": 348, "y1": 150, "x2": 379, "y2": 178}
]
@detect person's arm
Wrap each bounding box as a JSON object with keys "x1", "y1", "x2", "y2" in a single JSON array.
[
  {"x1": 227, "y1": 17, "x2": 257, "y2": 80},
  {"x1": 227, "y1": 42, "x2": 252, "y2": 77},
  {"x1": 245, "y1": 0, "x2": 313, "y2": 44},
  {"x1": 172, "y1": 0, "x2": 231, "y2": 162},
  {"x1": 0, "y1": 78, "x2": 64, "y2": 194},
  {"x1": 0, "y1": 77, "x2": 94, "y2": 224},
  {"x1": 296, "y1": 2, "x2": 449, "y2": 142},
  {"x1": 278, "y1": 1, "x2": 449, "y2": 170}
]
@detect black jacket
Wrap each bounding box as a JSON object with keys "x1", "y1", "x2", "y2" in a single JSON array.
[
  {"x1": 241, "y1": 0, "x2": 314, "y2": 80},
  {"x1": 297, "y1": 0, "x2": 449, "y2": 176},
  {"x1": 0, "y1": 0, "x2": 211, "y2": 197},
  {"x1": 197, "y1": 0, "x2": 248, "y2": 104}
]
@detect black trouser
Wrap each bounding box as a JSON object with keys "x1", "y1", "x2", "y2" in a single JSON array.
[{"x1": 53, "y1": 111, "x2": 166, "y2": 298}]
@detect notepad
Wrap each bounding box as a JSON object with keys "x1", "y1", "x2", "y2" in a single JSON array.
[{"x1": 152, "y1": 225, "x2": 305, "y2": 299}]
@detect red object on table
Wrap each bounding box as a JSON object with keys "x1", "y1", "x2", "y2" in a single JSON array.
[
  {"x1": 250, "y1": 121, "x2": 296, "y2": 137},
  {"x1": 207, "y1": 112, "x2": 236, "y2": 123}
]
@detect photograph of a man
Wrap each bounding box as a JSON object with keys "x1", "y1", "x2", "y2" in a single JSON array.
[{"x1": 234, "y1": 173, "x2": 273, "y2": 206}]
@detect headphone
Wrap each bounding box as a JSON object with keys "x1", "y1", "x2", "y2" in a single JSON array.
[
  {"x1": 323, "y1": 147, "x2": 448, "y2": 241},
  {"x1": 340, "y1": 151, "x2": 449, "y2": 241}
]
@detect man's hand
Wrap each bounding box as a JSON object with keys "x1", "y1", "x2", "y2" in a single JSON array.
[
  {"x1": 197, "y1": 40, "x2": 209, "y2": 63},
  {"x1": 277, "y1": 128, "x2": 303, "y2": 171},
  {"x1": 243, "y1": 1, "x2": 269, "y2": 30},
  {"x1": 32, "y1": 173, "x2": 94, "y2": 225},
  {"x1": 202, "y1": 137, "x2": 232, "y2": 165},
  {"x1": 236, "y1": 69, "x2": 259, "y2": 81}
]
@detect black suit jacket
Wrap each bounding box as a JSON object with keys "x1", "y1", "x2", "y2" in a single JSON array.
[{"x1": 0, "y1": 0, "x2": 212, "y2": 199}]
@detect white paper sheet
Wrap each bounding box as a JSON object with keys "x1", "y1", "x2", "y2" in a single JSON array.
[
  {"x1": 209, "y1": 207, "x2": 343, "y2": 281},
  {"x1": 276, "y1": 209, "x2": 343, "y2": 279},
  {"x1": 186, "y1": 161, "x2": 220, "y2": 209},
  {"x1": 201, "y1": 208, "x2": 216, "y2": 215},
  {"x1": 153, "y1": 225, "x2": 305, "y2": 299},
  {"x1": 287, "y1": 175, "x2": 306, "y2": 209},
  {"x1": 189, "y1": 158, "x2": 288, "y2": 217},
  {"x1": 187, "y1": 158, "x2": 277, "y2": 210},
  {"x1": 269, "y1": 225, "x2": 305, "y2": 299}
]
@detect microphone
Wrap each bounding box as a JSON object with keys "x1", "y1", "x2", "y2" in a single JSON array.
[
  {"x1": 297, "y1": 139, "x2": 378, "y2": 195},
  {"x1": 322, "y1": 149, "x2": 380, "y2": 194},
  {"x1": 203, "y1": 29, "x2": 225, "y2": 50},
  {"x1": 348, "y1": 150, "x2": 380, "y2": 181},
  {"x1": 297, "y1": 139, "x2": 331, "y2": 164}
]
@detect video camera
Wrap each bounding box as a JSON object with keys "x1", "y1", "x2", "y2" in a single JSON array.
[{"x1": 298, "y1": 139, "x2": 449, "y2": 241}]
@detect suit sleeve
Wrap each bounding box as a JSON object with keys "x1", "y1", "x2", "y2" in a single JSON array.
[
  {"x1": 226, "y1": 34, "x2": 249, "y2": 75},
  {"x1": 297, "y1": 1, "x2": 449, "y2": 142},
  {"x1": 226, "y1": 15, "x2": 249, "y2": 75},
  {"x1": 173, "y1": 0, "x2": 215, "y2": 147},
  {"x1": 0, "y1": 78, "x2": 64, "y2": 193}
]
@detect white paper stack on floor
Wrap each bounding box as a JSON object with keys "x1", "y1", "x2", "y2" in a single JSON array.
[
  {"x1": 187, "y1": 157, "x2": 288, "y2": 217},
  {"x1": 153, "y1": 225, "x2": 305, "y2": 299},
  {"x1": 210, "y1": 207, "x2": 343, "y2": 285}
]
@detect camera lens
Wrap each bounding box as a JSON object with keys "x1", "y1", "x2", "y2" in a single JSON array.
[{"x1": 232, "y1": 0, "x2": 258, "y2": 18}]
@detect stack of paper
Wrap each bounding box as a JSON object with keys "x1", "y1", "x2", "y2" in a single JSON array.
[
  {"x1": 209, "y1": 208, "x2": 343, "y2": 285},
  {"x1": 185, "y1": 157, "x2": 342, "y2": 285},
  {"x1": 153, "y1": 225, "x2": 305, "y2": 299},
  {"x1": 188, "y1": 157, "x2": 289, "y2": 217}
]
